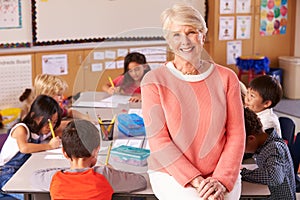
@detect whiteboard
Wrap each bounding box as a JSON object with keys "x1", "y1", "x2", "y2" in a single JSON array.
[{"x1": 32, "y1": 0, "x2": 206, "y2": 45}]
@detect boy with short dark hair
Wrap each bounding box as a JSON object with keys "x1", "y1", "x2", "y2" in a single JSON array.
[
  {"x1": 31, "y1": 119, "x2": 147, "y2": 200},
  {"x1": 244, "y1": 75, "x2": 283, "y2": 137},
  {"x1": 241, "y1": 107, "x2": 296, "y2": 199}
]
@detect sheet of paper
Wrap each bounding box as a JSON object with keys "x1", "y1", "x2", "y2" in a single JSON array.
[
  {"x1": 44, "y1": 155, "x2": 66, "y2": 160},
  {"x1": 42, "y1": 54, "x2": 68, "y2": 75},
  {"x1": 45, "y1": 148, "x2": 62, "y2": 154},
  {"x1": 73, "y1": 101, "x2": 118, "y2": 108},
  {"x1": 128, "y1": 108, "x2": 143, "y2": 117},
  {"x1": 101, "y1": 95, "x2": 131, "y2": 105},
  {"x1": 127, "y1": 139, "x2": 144, "y2": 148},
  {"x1": 112, "y1": 139, "x2": 129, "y2": 148}
]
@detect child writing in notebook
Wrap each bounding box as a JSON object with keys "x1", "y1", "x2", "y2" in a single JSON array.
[
  {"x1": 244, "y1": 75, "x2": 283, "y2": 137},
  {"x1": 241, "y1": 107, "x2": 295, "y2": 199},
  {"x1": 102, "y1": 52, "x2": 151, "y2": 102},
  {"x1": 0, "y1": 95, "x2": 61, "y2": 199},
  {"x1": 31, "y1": 119, "x2": 147, "y2": 200}
]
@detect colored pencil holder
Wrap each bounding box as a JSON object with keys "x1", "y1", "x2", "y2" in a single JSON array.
[{"x1": 99, "y1": 119, "x2": 114, "y2": 141}]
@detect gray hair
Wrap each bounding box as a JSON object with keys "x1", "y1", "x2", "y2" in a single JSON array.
[{"x1": 161, "y1": 3, "x2": 208, "y2": 39}]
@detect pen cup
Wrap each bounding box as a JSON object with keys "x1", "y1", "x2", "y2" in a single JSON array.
[{"x1": 99, "y1": 119, "x2": 114, "y2": 141}]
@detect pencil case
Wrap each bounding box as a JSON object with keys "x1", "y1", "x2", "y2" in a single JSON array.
[
  {"x1": 117, "y1": 114, "x2": 145, "y2": 137},
  {"x1": 110, "y1": 145, "x2": 150, "y2": 166}
]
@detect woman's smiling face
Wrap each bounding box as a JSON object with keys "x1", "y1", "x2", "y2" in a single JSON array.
[{"x1": 167, "y1": 24, "x2": 205, "y2": 63}]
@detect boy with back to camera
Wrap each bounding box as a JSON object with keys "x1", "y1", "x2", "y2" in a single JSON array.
[
  {"x1": 244, "y1": 75, "x2": 283, "y2": 137},
  {"x1": 241, "y1": 107, "x2": 296, "y2": 199},
  {"x1": 31, "y1": 119, "x2": 147, "y2": 200}
]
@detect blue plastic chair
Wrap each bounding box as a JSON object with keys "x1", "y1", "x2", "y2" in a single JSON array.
[
  {"x1": 291, "y1": 132, "x2": 300, "y2": 192},
  {"x1": 279, "y1": 116, "x2": 295, "y2": 150}
]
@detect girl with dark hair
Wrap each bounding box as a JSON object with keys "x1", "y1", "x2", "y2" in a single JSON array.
[
  {"x1": 0, "y1": 95, "x2": 62, "y2": 199},
  {"x1": 102, "y1": 52, "x2": 151, "y2": 102}
]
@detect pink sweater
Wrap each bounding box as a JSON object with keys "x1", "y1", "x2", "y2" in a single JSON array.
[{"x1": 141, "y1": 62, "x2": 245, "y2": 192}]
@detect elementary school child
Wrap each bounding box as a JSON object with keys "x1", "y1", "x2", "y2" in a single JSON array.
[
  {"x1": 0, "y1": 95, "x2": 61, "y2": 199},
  {"x1": 102, "y1": 52, "x2": 151, "y2": 102},
  {"x1": 19, "y1": 88, "x2": 35, "y2": 120},
  {"x1": 34, "y1": 74, "x2": 91, "y2": 137},
  {"x1": 34, "y1": 74, "x2": 69, "y2": 118},
  {"x1": 244, "y1": 75, "x2": 283, "y2": 137},
  {"x1": 31, "y1": 119, "x2": 147, "y2": 200},
  {"x1": 241, "y1": 107, "x2": 296, "y2": 199}
]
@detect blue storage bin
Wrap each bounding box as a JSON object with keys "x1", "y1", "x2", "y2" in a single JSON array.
[
  {"x1": 268, "y1": 68, "x2": 283, "y2": 85},
  {"x1": 110, "y1": 145, "x2": 150, "y2": 166},
  {"x1": 117, "y1": 113, "x2": 145, "y2": 136}
]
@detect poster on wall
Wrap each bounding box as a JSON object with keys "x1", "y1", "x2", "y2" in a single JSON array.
[
  {"x1": 236, "y1": 0, "x2": 251, "y2": 13},
  {"x1": 260, "y1": 0, "x2": 288, "y2": 36},
  {"x1": 219, "y1": 16, "x2": 235, "y2": 40},
  {"x1": 0, "y1": 0, "x2": 22, "y2": 29},
  {"x1": 220, "y1": 0, "x2": 235, "y2": 14},
  {"x1": 227, "y1": 40, "x2": 242, "y2": 65},
  {"x1": 42, "y1": 54, "x2": 68, "y2": 75},
  {"x1": 236, "y1": 16, "x2": 251, "y2": 39}
]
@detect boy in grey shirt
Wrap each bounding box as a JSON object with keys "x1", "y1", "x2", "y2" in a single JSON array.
[{"x1": 31, "y1": 119, "x2": 146, "y2": 199}]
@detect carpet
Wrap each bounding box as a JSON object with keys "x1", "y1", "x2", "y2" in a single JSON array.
[{"x1": 274, "y1": 98, "x2": 300, "y2": 118}]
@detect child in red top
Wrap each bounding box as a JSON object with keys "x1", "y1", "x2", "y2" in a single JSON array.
[
  {"x1": 31, "y1": 119, "x2": 147, "y2": 200},
  {"x1": 102, "y1": 52, "x2": 150, "y2": 102}
]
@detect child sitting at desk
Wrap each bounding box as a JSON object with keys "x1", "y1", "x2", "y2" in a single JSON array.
[
  {"x1": 244, "y1": 75, "x2": 283, "y2": 137},
  {"x1": 31, "y1": 119, "x2": 147, "y2": 200},
  {"x1": 34, "y1": 74, "x2": 92, "y2": 136},
  {"x1": 241, "y1": 107, "x2": 296, "y2": 199},
  {"x1": 0, "y1": 95, "x2": 61, "y2": 199},
  {"x1": 19, "y1": 88, "x2": 35, "y2": 120},
  {"x1": 102, "y1": 52, "x2": 151, "y2": 102}
]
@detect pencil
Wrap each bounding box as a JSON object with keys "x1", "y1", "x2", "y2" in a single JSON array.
[
  {"x1": 48, "y1": 119, "x2": 55, "y2": 138},
  {"x1": 105, "y1": 141, "x2": 113, "y2": 165},
  {"x1": 106, "y1": 115, "x2": 116, "y2": 133},
  {"x1": 108, "y1": 76, "x2": 114, "y2": 88}
]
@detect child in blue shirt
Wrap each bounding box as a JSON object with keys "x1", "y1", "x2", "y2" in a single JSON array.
[{"x1": 241, "y1": 107, "x2": 296, "y2": 199}]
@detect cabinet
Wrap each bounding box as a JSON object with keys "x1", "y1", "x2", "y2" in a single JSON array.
[{"x1": 207, "y1": 0, "x2": 296, "y2": 72}]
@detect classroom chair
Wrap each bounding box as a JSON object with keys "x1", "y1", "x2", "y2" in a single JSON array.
[
  {"x1": 0, "y1": 133, "x2": 8, "y2": 152},
  {"x1": 291, "y1": 132, "x2": 300, "y2": 192},
  {"x1": 279, "y1": 116, "x2": 296, "y2": 151},
  {"x1": 236, "y1": 55, "x2": 270, "y2": 85}
]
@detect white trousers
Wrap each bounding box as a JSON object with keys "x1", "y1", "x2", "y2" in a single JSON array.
[{"x1": 148, "y1": 170, "x2": 241, "y2": 200}]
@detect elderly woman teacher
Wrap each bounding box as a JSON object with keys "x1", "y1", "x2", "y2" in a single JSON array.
[{"x1": 141, "y1": 3, "x2": 245, "y2": 200}]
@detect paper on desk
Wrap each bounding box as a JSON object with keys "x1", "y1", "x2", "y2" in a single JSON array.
[
  {"x1": 127, "y1": 139, "x2": 144, "y2": 148},
  {"x1": 128, "y1": 108, "x2": 143, "y2": 117},
  {"x1": 73, "y1": 101, "x2": 118, "y2": 108},
  {"x1": 46, "y1": 148, "x2": 62, "y2": 154},
  {"x1": 112, "y1": 138, "x2": 145, "y2": 149},
  {"x1": 45, "y1": 155, "x2": 66, "y2": 160},
  {"x1": 101, "y1": 95, "x2": 131, "y2": 105}
]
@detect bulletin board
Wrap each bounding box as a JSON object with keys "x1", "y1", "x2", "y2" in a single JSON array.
[
  {"x1": 0, "y1": 0, "x2": 32, "y2": 48},
  {"x1": 32, "y1": 0, "x2": 207, "y2": 45}
]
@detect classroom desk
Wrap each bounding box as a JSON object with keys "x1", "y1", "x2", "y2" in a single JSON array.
[
  {"x1": 2, "y1": 92, "x2": 270, "y2": 199},
  {"x1": 2, "y1": 150, "x2": 270, "y2": 200}
]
